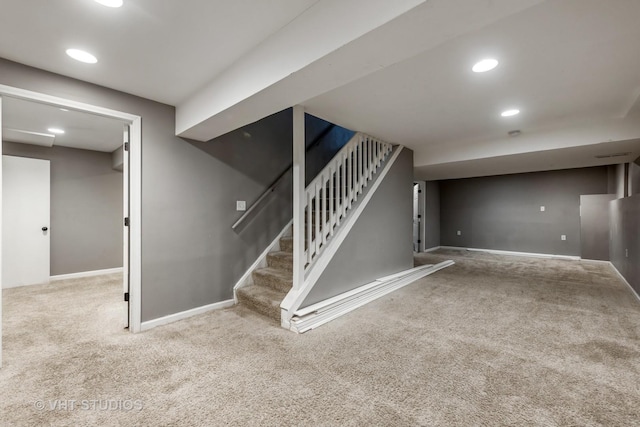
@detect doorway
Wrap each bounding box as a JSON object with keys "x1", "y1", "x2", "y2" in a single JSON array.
[
  {"x1": 0, "y1": 85, "x2": 142, "y2": 368},
  {"x1": 413, "y1": 181, "x2": 426, "y2": 252}
]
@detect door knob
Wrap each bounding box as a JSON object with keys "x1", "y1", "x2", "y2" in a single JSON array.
[{"x1": 42, "y1": 226, "x2": 48, "y2": 231}]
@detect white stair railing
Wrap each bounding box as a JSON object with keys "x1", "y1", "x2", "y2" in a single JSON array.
[{"x1": 302, "y1": 132, "x2": 393, "y2": 273}]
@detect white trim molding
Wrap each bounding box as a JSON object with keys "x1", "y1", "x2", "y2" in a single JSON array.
[
  {"x1": 289, "y1": 261, "x2": 454, "y2": 333},
  {"x1": 140, "y1": 299, "x2": 235, "y2": 332},
  {"x1": 424, "y1": 246, "x2": 441, "y2": 253},
  {"x1": 51, "y1": 267, "x2": 124, "y2": 281},
  {"x1": 232, "y1": 220, "x2": 293, "y2": 303},
  {"x1": 439, "y1": 246, "x2": 581, "y2": 261}
]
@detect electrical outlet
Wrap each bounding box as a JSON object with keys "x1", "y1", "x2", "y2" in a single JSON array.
[
  {"x1": 457, "y1": 230, "x2": 462, "y2": 236},
  {"x1": 236, "y1": 200, "x2": 246, "y2": 211},
  {"x1": 561, "y1": 235, "x2": 567, "y2": 241},
  {"x1": 540, "y1": 206, "x2": 545, "y2": 212}
]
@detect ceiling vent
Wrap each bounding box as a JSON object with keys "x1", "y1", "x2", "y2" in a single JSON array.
[{"x1": 594, "y1": 152, "x2": 631, "y2": 159}]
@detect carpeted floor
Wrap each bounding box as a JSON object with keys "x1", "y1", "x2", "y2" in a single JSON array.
[{"x1": 1, "y1": 249, "x2": 639, "y2": 426}]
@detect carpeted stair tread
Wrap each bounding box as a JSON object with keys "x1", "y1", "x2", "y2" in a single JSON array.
[
  {"x1": 279, "y1": 236, "x2": 293, "y2": 253},
  {"x1": 267, "y1": 251, "x2": 293, "y2": 272},
  {"x1": 236, "y1": 285, "x2": 285, "y2": 322},
  {"x1": 252, "y1": 267, "x2": 293, "y2": 293}
]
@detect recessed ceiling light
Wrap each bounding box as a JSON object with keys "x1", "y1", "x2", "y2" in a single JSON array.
[
  {"x1": 48, "y1": 128, "x2": 65, "y2": 134},
  {"x1": 95, "y1": 0, "x2": 123, "y2": 7},
  {"x1": 472, "y1": 58, "x2": 499, "y2": 73},
  {"x1": 66, "y1": 48, "x2": 98, "y2": 64},
  {"x1": 501, "y1": 109, "x2": 520, "y2": 117}
]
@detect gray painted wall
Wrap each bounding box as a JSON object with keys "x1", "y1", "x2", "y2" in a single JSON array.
[
  {"x1": 579, "y1": 194, "x2": 616, "y2": 261},
  {"x1": 2, "y1": 142, "x2": 122, "y2": 275},
  {"x1": 631, "y1": 161, "x2": 640, "y2": 195},
  {"x1": 610, "y1": 194, "x2": 640, "y2": 295},
  {"x1": 439, "y1": 167, "x2": 609, "y2": 256},
  {"x1": 301, "y1": 148, "x2": 414, "y2": 307},
  {"x1": 425, "y1": 181, "x2": 440, "y2": 249},
  {"x1": 0, "y1": 58, "x2": 294, "y2": 321}
]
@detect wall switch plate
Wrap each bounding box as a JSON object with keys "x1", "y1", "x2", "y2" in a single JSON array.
[
  {"x1": 626, "y1": 248, "x2": 629, "y2": 258},
  {"x1": 561, "y1": 235, "x2": 567, "y2": 241},
  {"x1": 236, "y1": 200, "x2": 246, "y2": 211},
  {"x1": 457, "y1": 230, "x2": 461, "y2": 236},
  {"x1": 540, "y1": 206, "x2": 545, "y2": 212}
]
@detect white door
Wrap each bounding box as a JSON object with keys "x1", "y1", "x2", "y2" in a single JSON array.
[{"x1": 2, "y1": 155, "x2": 50, "y2": 288}]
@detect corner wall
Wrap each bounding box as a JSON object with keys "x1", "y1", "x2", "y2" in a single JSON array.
[
  {"x1": 300, "y1": 148, "x2": 414, "y2": 307},
  {"x1": 2, "y1": 143, "x2": 122, "y2": 275},
  {"x1": 439, "y1": 167, "x2": 609, "y2": 256},
  {"x1": 609, "y1": 194, "x2": 640, "y2": 295},
  {"x1": 0, "y1": 58, "x2": 291, "y2": 322}
]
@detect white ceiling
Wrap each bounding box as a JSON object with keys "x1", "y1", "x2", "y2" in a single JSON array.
[
  {"x1": 1, "y1": 0, "x2": 639, "y2": 178},
  {"x1": 2, "y1": 96, "x2": 125, "y2": 152},
  {"x1": 0, "y1": 0, "x2": 318, "y2": 105}
]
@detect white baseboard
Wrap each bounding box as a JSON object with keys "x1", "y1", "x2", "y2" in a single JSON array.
[
  {"x1": 609, "y1": 263, "x2": 640, "y2": 304},
  {"x1": 140, "y1": 299, "x2": 235, "y2": 332},
  {"x1": 50, "y1": 267, "x2": 123, "y2": 281},
  {"x1": 289, "y1": 260, "x2": 454, "y2": 333},
  {"x1": 423, "y1": 246, "x2": 441, "y2": 253},
  {"x1": 439, "y1": 246, "x2": 581, "y2": 261}
]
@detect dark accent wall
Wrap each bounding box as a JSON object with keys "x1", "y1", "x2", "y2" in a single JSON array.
[
  {"x1": 2, "y1": 143, "x2": 122, "y2": 275},
  {"x1": 301, "y1": 148, "x2": 414, "y2": 307},
  {"x1": 610, "y1": 194, "x2": 640, "y2": 295},
  {"x1": 439, "y1": 167, "x2": 609, "y2": 256},
  {"x1": 425, "y1": 181, "x2": 440, "y2": 249},
  {"x1": 579, "y1": 194, "x2": 616, "y2": 261},
  {"x1": 0, "y1": 58, "x2": 295, "y2": 321}
]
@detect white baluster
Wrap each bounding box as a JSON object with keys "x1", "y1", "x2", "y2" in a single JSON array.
[{"x1": 329, "y1": 166, "x2": 335, "y2": 236}]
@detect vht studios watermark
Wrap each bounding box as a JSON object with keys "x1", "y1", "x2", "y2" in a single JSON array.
[{"x1": 34, "y1": 399, "x2": 144, "y2": 412}]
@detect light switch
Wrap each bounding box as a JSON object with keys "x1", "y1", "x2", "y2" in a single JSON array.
[
  {"x1": 236, "y1": 200, "x2": 246, "y2": 211},
  {"x1": 540, "y1": 206, "x2": 545, "y2": 212},
  {"x1": 561, "y1": 235, "x2": 567, "y2": 241},
  {"x1": 457, "y1": 230, "x2": 462, "y2": 236}
]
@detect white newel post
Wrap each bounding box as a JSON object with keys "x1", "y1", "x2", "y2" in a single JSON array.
[{"x1": 292, "y1": 105, "x2": 305, "y2": 292}]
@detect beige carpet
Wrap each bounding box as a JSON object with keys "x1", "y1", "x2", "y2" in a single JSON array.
[{"x1": 1, "y1": 250, "x2": 639, "y2": 426}]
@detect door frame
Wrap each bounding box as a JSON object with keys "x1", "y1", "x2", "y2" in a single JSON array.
[{"x1": 0, "y1": 84, "x2": 143, "y2": 366}]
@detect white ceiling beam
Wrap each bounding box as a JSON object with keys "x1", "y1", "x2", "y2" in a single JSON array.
[{"x1": 176, "y1": 0, "x2": 429, "y2": 141}]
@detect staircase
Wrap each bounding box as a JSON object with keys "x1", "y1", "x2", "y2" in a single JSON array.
[
  {"x1": 236, "y1": 235, "x2": 293, "y2": 321},
  {"x1": 235, "y1": 132, "x2": 393, "y2": 324}
]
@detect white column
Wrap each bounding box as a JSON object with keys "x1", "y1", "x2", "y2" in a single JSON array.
[{"x1": 292, "y1": 105, "x2": 305, "y2": 291}]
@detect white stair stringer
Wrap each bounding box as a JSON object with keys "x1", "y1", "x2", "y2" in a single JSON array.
[
  {"x1": 280, "y1": 146, "x2": 404, "y2": 330},
  {"x1": 289, "y1": 261, "x2": 455, "y2": 333}
]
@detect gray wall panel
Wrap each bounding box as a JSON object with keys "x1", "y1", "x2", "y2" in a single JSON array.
[
  {"x1": 580, "y1": 194, "x2": 616, "y2": 261},
  {"x1": 301, "y1": 148, "x2": 414, "y2": 307},
  {"x1": 425, "y1": 181, "x2": 440, "y2": 249},
  {"x1": 440, "y1": 167, "x2": 609, "y2": 256},
  {"x1": 610, "y1": 194, "x2": 640, "y2": 295},
  {"x1": 2, "y1": 143, "x2": 122, "y2": 275}
]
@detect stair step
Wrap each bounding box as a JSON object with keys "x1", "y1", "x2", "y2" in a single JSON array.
[
  {"x1": 267, "y1": 251, "x2": 293, "y2": 272},
  {"x1": 236, "y1": 285, "x2": 285, "y2": 322},
  {"x1": 252, "y1": 267, "x2": 293, "y2": 293},
  {"x1": 279, "y1": 236, "x2": 293, "y2": 253}
]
